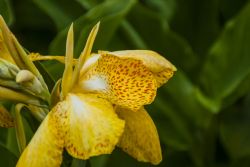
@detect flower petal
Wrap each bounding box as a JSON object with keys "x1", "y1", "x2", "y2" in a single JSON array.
[
  {"x1": 106, "y1": 50, "x2": 176, "y2": 87},
  {"x1": 116, "y1": 107, "x2": 162, "y2": 165},
  {"x1": 64, "y1": 93, "x2": 125, "y2": 159},
  {"x1": 0, "y1": 30, "x2": 15, "y2": 63},
  {"x1": 17, "y1": 102, "x2": 68, "y2": 167},
  {"x1": 77, "y1": 54, "x2": 157, "y2": 110},
  {"x1": 0, "y1": 105, "x2": 14, "y2": 128}
]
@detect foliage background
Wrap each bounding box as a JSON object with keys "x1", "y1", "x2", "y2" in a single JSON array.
[{"x1": 1, "y1": 0, "x2": 250, "y2": 166}]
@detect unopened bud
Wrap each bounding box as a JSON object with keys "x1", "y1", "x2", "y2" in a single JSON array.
[
  {"x1": 16, "y1": 70, "x2": 43, "y2": 94},
  {"x1": 16, "y1": 70, "x2": 34, "y2": 83},
  {"x1": 0, "y1": 58, "x2": 19, "y2": 79}
]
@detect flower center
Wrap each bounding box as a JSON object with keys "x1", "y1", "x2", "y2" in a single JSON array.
[{"x1": 79, "y1": 75, "x2": 108, "y2": 92}]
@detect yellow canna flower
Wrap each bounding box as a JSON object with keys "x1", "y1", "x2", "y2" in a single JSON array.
[{"x1": 17, "y1": 22, "x2": 176, "y2": 166}]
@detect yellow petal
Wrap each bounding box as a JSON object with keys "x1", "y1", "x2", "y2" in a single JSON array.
[
  {"x1": 0, "y1": 30, "x2": 15, "y2": 63},
  {"x1": 64, "y1": 93, "x2": 125, "y2": 159},
  {"x1": 77, "y1": 54, "x2": 157, "y2": 110},
  {"x1": 0, "y1": 105, "x2": 14, "y2": 128},
  {"x1": 61, "y1": 23, "x2": 74, "y2": 98},
  {"x1": 116, "y1": 107, "x2": 162, "y2": 165},
  {"x1": 105, "y1": 50, "x2": 176, "y2": 87},
  {"x1": 17, "y1": 101, "x2": 68, "y2": 167},
  {"x1": 71, "y1": 22, "x2": 100, "y2": 89}
]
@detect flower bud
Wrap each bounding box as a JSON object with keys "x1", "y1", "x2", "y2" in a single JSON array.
[
  {"x1": 0, "y1": 58, "x2": 19, "y2": 79},
  {"x1": 16, "y1": 70, "x2": 43, "y2": 95},
  {"x1": 16, "y1": 70, "x2": 34, "y2": 83}
]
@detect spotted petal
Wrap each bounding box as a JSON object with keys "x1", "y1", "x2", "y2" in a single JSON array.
[
  {"x1": 106, "y1": 50, "x2": 176, "y2": 87},
  {"x1": 0, "y1": 105, "x2": 14, "y2": 127},
  {"x1": 77, "y1": 54, "x2": 157, "y2": 110},
  {"x1": 64, "y1": 93, "x2": 125, "y2": 159},
  {"x1": 16, "y1": 102, "x2": 68, "y2": 167},
  {"x1": 116, "y1": 107, "x2": 162, "y2": 165}
]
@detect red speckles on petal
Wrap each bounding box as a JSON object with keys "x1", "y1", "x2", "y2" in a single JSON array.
[
  {"x1": 0, "y1": 106, "x2": 14, "y2": 128},
  {"x1": 64, "y1": 94, "x2": 124, "y2": 160},
  {"x1": 80, "y1": 54, "x2": 157, "y2": 111},
  {"x1": 109, "y1": 50, "x2": 176, "y2": 88},
  {"x1": 154, "y1": 68, "x2": 174, "y2": 87}
]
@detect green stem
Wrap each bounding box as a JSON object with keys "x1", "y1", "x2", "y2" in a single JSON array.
[
  {"x1": 13, "y1": 104, "x2": 26, "y2": 153},
  {"x1": 26, "y1": 105, "x2": 47, "y2": 122},
  {"x1": 0, "y1": 79, "x2": 21, "y2": 89},
  {"x1": 0, "y1": 85, "x2": 46, "y2": 107}
]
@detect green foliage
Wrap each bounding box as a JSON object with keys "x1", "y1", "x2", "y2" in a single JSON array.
[
  {"x1": 0, "y1": 144, "x2": 17, "y2": 166},
  {"x1": 1, "y1": 0, "x2": 250, "y2": 166},
  {"x1": 0, "y1": 0, "x2": 14, "y2": 25}
]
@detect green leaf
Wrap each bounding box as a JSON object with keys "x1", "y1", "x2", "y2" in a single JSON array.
[
  {"x1": 163, "y1": 151, "x2": 193, "y2": 167},
  {"x1": 70, "y1": 158, "x2": 86, "y2": 167},
  {"x1": 90, "y1": 155, "x2": 109, "y2": 167},
  {"x1": 220, "y1": 93, "x2": 250, "y2": 160},
  {"x1": 106, "y1": 149, "x2": 194, "y2": 167},
  {"x1": 50, "y1": 0, "x2": 136, "y2": 56},
  {"x1": 33, "y1": 0, "x2": 85, "y2": 30},
  {"x1": 148, "y1": 97, "x2": 192, "y2": 150},
  {"x1": 4, "y1": 105, "x2": 35, "y2": 159},
  {"x1": 140, "y1": 0, "x2": 176, "y2": 22},
  {"x1": 12, "y1": 0, "x2": 53, "y2": 29},
  {"x1": 0, "y1": 0, "x2": 14, "y2": 25},
  {"x1": 0, "y1": 128, "x2": 8, "y2": 145},
  {"x1": 149, "y1": 71, "x2": 217, "y2": 166},
  {"x1": 163, "y1": 71, "x2": 214, "y2": 126},
  {"x1": 0, "y1": 144, "x2": 18, "y2": 167},
  {"x1": 219, "y1": 0, "x2": 248, "y2": 23},
  {"x1": 222, "y1": 73, "x2": 250, "y2": 107},
  {"x1": 200, "y1": 2, "x2": 250, "y2": 108},
  {"x1": 6, "y1": 127, "x2": 19, "y2": 157},
  {"x1": 170, "y1": 0, "x2": 220, "y2": 56},
  {"x1": 125, "y1": 2, "x2": 198, "y2": 75},
  {"x1": 106, "y1": 148, "x2": 154, "y2": 167},
  {"x1": 230, "y1": 156, "x2": 250, "y2": 167},
  {"x1": 75, "y1": 0, "x2": 104, "y2": 9}
]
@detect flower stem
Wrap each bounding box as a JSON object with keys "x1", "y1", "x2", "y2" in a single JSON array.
[
  {"x1": 26, "y1": 104, "x2": 47, "y2": 122},
  {"x1": 0, "y1": 85, "x2": 46, "y2": 107},
  {"x1": 13, "y1": 103, "x2": 26, "y2": 153}
]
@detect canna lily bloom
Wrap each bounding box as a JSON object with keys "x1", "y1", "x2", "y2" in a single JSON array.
[{"x1": 17, "y1": 22, "x2": 176, "y2": 167}]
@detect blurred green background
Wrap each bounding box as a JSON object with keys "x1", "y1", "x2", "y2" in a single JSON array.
[{"x1": 1, "y1": 0, "x2": 250, "y2": 166}]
